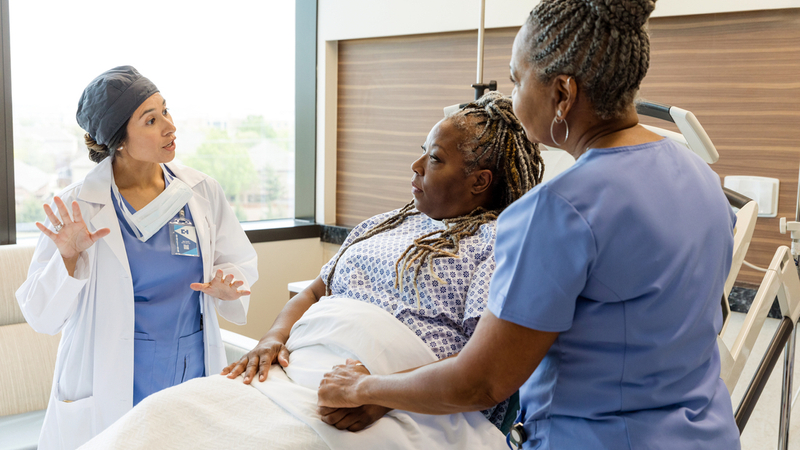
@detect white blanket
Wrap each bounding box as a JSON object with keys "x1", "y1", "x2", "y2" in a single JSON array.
[{"x1": 81, "y1": 298, "x2": 505, "y2": 449}]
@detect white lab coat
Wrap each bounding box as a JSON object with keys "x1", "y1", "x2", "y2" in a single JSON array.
[{"x1": 16, "y1": 157, "x2": 259, "y2": 450}]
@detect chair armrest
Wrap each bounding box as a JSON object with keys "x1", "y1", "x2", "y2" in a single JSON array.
[{"x1": 220, "y1": 329, "x2": 259, "y2": 365}]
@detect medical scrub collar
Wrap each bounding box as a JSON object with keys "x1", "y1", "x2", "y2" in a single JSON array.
[{"x1": 76, "y1": 65, "x2": 159, "y2": 157}]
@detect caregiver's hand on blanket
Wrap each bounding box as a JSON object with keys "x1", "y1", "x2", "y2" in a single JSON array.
[
  {"x1": 221, "y1": 335, "x2": 290, "y2": 384},
  {"x1": 318, "y1": 358, "x2": 372, "y2": 409},
  {"x1": 318, "y1": 359, "x2": 392, "y2": 431}
]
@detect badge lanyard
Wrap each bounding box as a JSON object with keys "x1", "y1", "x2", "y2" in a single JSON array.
[{"x1": 169, "y1": 207, "x2": 200, "y2": 257}]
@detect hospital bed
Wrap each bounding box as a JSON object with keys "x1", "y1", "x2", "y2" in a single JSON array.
[
  {"x1": 0, "y1": 243, "x2": 256, "y2": 450},
  {"x1": 286, "y1": 100, "x2": 787, "y2": 447}
]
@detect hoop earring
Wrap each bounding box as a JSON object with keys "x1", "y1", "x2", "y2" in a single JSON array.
[{"x1": 550, "y1": 110, "x2": 569, "y2": 147}]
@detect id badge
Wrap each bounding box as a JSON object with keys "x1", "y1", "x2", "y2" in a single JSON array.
[{"x1": 169, "y1": 208, "x2": 200, "y2": 257}]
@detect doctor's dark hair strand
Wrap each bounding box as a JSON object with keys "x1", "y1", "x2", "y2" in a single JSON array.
[
  {"x1": 524, "y1": 0, "x2": 656, "y2": 120},
  {"x1": 84, "y1": 120, "x2": 129, "y2": 163},
  {"x1": 325, "y1": 92, "x2": 542, "y2": 302},
  {"x1": 84, "y1": 134, "x2": 111, "y2": 163}
]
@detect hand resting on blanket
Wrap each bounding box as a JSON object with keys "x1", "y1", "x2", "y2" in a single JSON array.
[
  {"x1": 221, "y1": 337, "x2": 290, "y2": 384},
  {"x1": 222, "y1": 277, "x2": 327, "y2": 384},
  {"x1": 318, "y1": 359, "x2": 392, "y2": 431}
]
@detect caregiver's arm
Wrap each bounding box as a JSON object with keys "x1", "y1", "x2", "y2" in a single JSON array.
[
  {"x1": 222, "y1": 276, "x2": 327, "y2": 384},
  {"x1": 318, "y1": 311, "x2": 558, "y2": 413}
]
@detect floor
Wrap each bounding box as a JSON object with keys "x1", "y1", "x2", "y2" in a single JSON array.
[{"x1": 723, "y1": 312, "x2": 800, "y2": 449}]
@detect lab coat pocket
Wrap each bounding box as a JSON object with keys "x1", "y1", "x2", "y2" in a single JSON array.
[
  {"x1": 53, "y1": 391, "x2": 96, "y2": 449},
  {"x1": 174, "y1": 328, "x2": 205, "y2": 385}
]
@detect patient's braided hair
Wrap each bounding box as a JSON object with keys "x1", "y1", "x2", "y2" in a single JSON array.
[
  {"x1": 524, "y1": 0, "x2": 656, "y2": 120},
  {"x1": 325, "y1": 92, "x2": 542, "y2": 306}
]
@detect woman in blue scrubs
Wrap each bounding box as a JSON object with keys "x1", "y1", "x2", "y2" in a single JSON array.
[
  {"x1": 17, "y1": 66, "x2": 258, "y2": 448},
  {"x1": 318, "y1": 1, "x2": 741, "y2": 448}
]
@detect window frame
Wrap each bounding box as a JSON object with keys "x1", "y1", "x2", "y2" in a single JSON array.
[{"x1": 0, "y1": 0, "x2": 318, "y2": 245}]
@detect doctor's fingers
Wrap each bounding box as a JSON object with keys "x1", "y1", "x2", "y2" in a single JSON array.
[
  {"x1": 53, "y1": 197, "x2": 75, "y2": 224},
  {"x1": 34, "y1": 221, "x2": 58, "y2": 240},
  {"x1": 42, "y1": 204, "x2": 65, "y2": 229}
]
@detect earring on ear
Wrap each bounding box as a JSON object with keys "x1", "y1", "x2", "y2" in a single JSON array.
[{"x1": 550, "y1": 110, "x2": 569, "y2": 147}]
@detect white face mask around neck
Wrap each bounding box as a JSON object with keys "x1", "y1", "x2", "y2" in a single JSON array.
[{"x1": 111, "y1": 164, "x2": 194, "y2": 242}]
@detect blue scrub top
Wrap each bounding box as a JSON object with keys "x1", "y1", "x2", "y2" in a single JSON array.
[
  {"x1": 113, "y1": 172, "x2": 205, "y2": 406},
  {"x1": 489, "y1": 139, "x2": 740, "y2": 449}
]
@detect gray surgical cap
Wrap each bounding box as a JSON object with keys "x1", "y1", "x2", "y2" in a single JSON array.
[{"x1": 76, "y1": 66, "x2": 159, "y2": 152}]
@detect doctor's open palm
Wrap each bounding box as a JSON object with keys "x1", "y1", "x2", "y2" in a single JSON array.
[
  {"x1": 190, "y1": 269, "x2": 251, "y2": 300},
  {"x1": 36, "y1": 196, "x2": 111, "y2": 262}
]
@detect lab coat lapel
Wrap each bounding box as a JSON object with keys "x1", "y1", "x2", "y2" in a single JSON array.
[
  {"x1": 168, "y1": 162, "x2": 212, "y2": 282},
  {"x1": 188, "y1": 193, "x2": 212, "y2": 282},
  {"x1": 78, "y1": 158, "x2": 131, "y2": 275}
]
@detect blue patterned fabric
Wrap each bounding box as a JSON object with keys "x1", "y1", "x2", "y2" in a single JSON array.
[{"x1": 319, "y1": 208, "x2": 507, "y2": 426}]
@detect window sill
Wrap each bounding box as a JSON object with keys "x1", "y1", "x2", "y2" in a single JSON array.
[
  {"x1": 11, "y1": 220, "x2": 342, "y2": 247},
  {"x1": 243, "y1": 219, "x2": 320, "y2": 243}
]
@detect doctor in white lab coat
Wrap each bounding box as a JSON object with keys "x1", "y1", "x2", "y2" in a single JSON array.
[{"x1": 16, "y1": 66, "x2": 258, "y2": 449}]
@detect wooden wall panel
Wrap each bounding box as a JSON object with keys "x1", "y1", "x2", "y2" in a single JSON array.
[
  {"x1": 337, "y1": 9, "x2": 800, "y2": 287},
  {"x1": 638, "y1": 9, "x2": 800, "y2": 286},
  {"x1": 336, "y1": 29, "x2": 518, "y2": 226}
]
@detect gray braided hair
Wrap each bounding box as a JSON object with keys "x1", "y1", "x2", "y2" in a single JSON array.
[{"x1": 524, "y1": 0, "x2": 656, "y2": 120}]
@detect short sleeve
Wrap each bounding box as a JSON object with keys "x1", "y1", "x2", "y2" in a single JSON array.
[
  {"x1": 319, "y1": 210, "x2": 399, "y2": 286},
  {"x1": 488, "y1": 185, "x2": 596, "y2": 332}
]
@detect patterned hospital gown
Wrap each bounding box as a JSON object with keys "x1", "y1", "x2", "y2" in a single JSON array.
[{"x1": 319, "y1": 208, "x2": 508, "y2": 427}]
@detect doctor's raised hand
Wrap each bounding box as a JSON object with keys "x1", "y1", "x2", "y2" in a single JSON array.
[
  {"x1": 190, "y1": 269, "x2": 251, "y2": 300},
  {"x1": 36, "y1": 195, "x2": 110, "y2": 276},
  {"x1": 16, "y1": 66, "x2": 259, "y2": 449}
]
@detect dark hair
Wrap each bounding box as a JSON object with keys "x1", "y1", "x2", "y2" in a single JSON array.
[
  {"x1": 449, "y1": 91, "x2": 543, "y2": 210},
  {"x1": 84, "y1": 119, "x2": 129, "y2": 163},
  {"x1": 325, "y1": 92, "x2": 543, "y2": 300},
  {"x1": 524, "y1": 0, "x2": 656, "y2": 120}
]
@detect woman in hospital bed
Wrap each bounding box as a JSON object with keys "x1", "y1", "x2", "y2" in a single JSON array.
[{"x1": 80, "y1": 92, "x2": 543, "y2": 450}]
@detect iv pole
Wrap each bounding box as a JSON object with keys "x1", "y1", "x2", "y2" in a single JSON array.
[{"x1": 471, "y1": 0, "x2": 496, "y2": 100}]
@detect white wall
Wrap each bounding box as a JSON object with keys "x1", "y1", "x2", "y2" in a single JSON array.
[{"x1": 318, "y1": 0, "x2": 800, "y2": 41}]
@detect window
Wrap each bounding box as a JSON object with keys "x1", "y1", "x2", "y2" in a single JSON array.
[{"x1": 0, "y1": 0, "x2": 316, "y2": 244}]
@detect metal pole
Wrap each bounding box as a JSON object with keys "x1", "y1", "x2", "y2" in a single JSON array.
[
  {"x1": 476, "y1": 0, "x2": 485, "y2": 85},
  {"x1": 779, "y1": 326, "x2": 796, "y2": 450},
  {"x1": 795, "y1": 165, "x2": 800, "y2": 223},
  {"x1": 735, "y1": 317, "x2": 795, "y2": 433}
]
